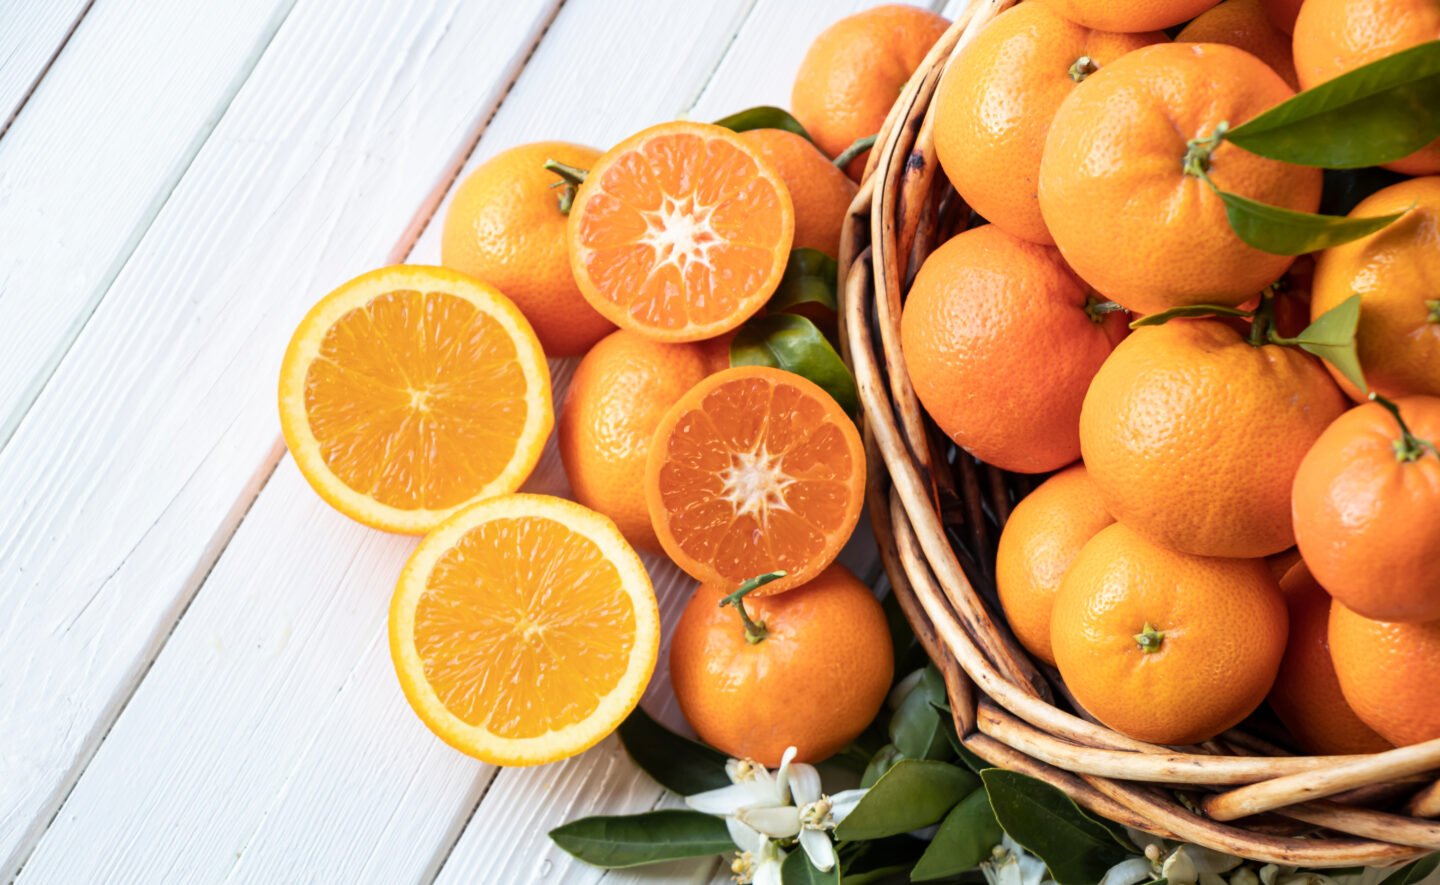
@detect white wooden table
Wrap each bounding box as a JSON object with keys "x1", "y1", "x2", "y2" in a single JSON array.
[{"x1": 0, "y1": 1, "x2": 968, "y2": 881}]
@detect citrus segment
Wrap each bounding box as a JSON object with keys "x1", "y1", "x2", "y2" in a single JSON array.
[
  {"x1": 390, "y1": 494, "x2": 658, "y2": 765},
  {"x1": 567, "y1": 122, "x2": 794, "y2": 342},
  {"x1": 646, "y1": 366, "x2": 864, "y2": 595},
  {"x1": 279, "y1": 266, "x2": 552, "y2": 534}
]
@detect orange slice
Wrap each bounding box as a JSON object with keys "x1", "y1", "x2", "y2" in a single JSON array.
[
  {"x1": 645, "y1": 366, "x2": 865, "y2": 595},
  {"x1": 390, "y1": 494, "x2": 658, "y2": 765},
  {"x1": 278, "y1": 266, "x2": 552, "y2": 534},
  {"x1": 567, "y1": 121, "x2": 795, "y2": 342}
]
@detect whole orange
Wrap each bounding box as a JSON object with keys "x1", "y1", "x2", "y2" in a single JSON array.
[
  {"x1": 1330, "y1": 601, "x2": 1440, "y2": 747},
  {"x1": 1292, "y1": 396, "x2": 1440, "y2": 623},
  {"x1": 737, "y1": 129, "x2": 857, "y2": 258},
  {"x1": 1037, "y1": 0, "x2": 1221, "y2": 32},
  {"x1": 1038, "y1": 43, "x2": 1322, "y2": 315},
  {"x1": 669, "y1": 564, "x2": 893, "y2": 765},
  {"x1": 901, "y1": 225, "x2": 1127, "y2": 474},
  {"x1": 933, "y1": 2, "x2": 1164, "y2": 244},
  {"x1": 791, "y1": 4, "x2": 950, "y2": 180},
  {"x1": 996, "y1": 464, "x2": 1115, "y2": 666},
  {"x1": 1267, "y1": 563, "x2": 1391, "y2": 756},
  {"x1": 1309, "y1": 176, "x2": 1440, "y2": 401},
  {"x1": 1176, "y1": 0, "x2": 1298, "y2": 88},
  {"x1": 1080, "y1": 319, "x2": 1347, "y2": 558},
  {"x1": 1260, "y1": 0, "x2": 1302, "y2": 32},
  {"x1": 1051, "y1": 523, "x2": 1288, "y2": 746},
  {"x1": 559, "y1": 330, "x2": 717, "y2": 552},
  {"x1": 441, "y1": 142, "x2": 614, "y2": 356},
  {"x1": 1294, "y1": 0, "x2": 1440, "y2": 175}
]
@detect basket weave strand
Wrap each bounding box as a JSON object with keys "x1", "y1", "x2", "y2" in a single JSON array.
[{"x1": 837, "y1": 0, "x2": 1440, "y2": 868}]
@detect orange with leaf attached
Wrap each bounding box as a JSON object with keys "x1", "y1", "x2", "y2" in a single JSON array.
[{"x1": 669, "y1": 565, "x2": 893, "y2": 765}]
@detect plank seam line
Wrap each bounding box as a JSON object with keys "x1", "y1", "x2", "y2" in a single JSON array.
[
  {"x1": 0, "y1": 0, "x2": 97, "y2": 143},
  {"x1": 0, "y1": 0, "x2": 302, "y2": 456},
  {"x1": 5, "y1": 439, "x2": 285, "y2": 883},
  {"x1": 679, "y1": 0, "x2": 762, "y2": 116}
]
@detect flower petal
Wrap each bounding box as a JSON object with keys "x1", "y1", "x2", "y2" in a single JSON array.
[
  {"x1": 788, "y1": 763, "x2": 822, "y2": 806},
  {"x1": 800, "y1": 828, "x2": 836, "y2": 872},
  {"x1": 738, "y1": 805, "x2": 802, "y2": 839},
  {"x1": 727, "y1": 817, "x2": 764, "y2": 854},
  {"x1": 1187, "y1": 845, "x2": 1243, "y2": 874},
  {"x1": 827, "y1": 788, "x2": 867, "y2": 824},
  {"x1": 774, "y1": 746, "x2": 799, "y2": 803},
  {"x1": 756, "y1": 854, "x2": 785, "y2": 885},
  {"x1": 686, "y1": 783, "x2": 760, "y2": 815},
  {"x1": 1099, "y1": 857, "x2": 1158, "y2": 885}
]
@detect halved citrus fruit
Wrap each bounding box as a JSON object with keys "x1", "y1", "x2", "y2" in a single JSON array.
[
  {"x1": 566, "y1": 121, "x2": 795, "y2": 342},
  {"x1": 645, "y1": 365, "x2": 865, "y2": 595},
  {"x1": 390, "y1": 493, "x2": 658, "y2": 765},
  {"x1": 278, "y1": 265, "x2": 552, "y2": 534}
]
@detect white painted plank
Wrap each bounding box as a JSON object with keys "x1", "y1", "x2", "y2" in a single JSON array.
[
  {"x1": 0, "y1": 0, "x2": 561, "y2": 877},
  {"x1": 0, "y1": 0, "x2": 89, "y2": 129},
  {"x1": 434, "y1": 2, "x2": 929, "y2": 882},
  {"x1": 0, "y1": 0, "x2": 304, "y2": 445}
]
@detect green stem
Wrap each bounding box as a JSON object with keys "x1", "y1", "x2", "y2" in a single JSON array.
[
  {"x1": 1427, "y1": 299, "x2": 1440, "y2": 324},
  {"x1": 1068, "y1": 55, "x2": 1098, "y2": 82},
  {"x1": 1083, "y1": 296, "x2": 1127, "y2": 324},
  {"x1": 544, "y1": 159, "x2": 590, "y2": 215},
  {"x1": 1370, "y1": 393, "x2": 1439, "y2": 463},
  {"x1": 1182, "y1": 121, "x2": 1230, "y2": 178},
  {"x1": 1248, "y1": 290, "x2": 1275, "y2": 347},
  {"x1": 833, "y1": 134, "x2": 878, "y2": 170},
  {"x1": 719, "y1": 571, "x2": 788, "y2": 644},
  {"x1": 1133, "y1": 623, "x2": 1165, "y2": 655}
]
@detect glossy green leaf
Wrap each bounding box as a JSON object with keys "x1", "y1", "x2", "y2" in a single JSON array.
[
  {"x1": 616, "y1": 706, "x2": 730, "y2": 795},
  {"x1": 836, "y1": 760, "x2": 979, "y2": 841},
  {"x1": 861, "y1": 744, "x2": 904, "y2": 788},
  {"x1": 731, "y1": 313, "x2": 859, "y2": 414},
  {"x1": 1379, "y1": 853, "x2": 1440, "y2": 884},
  {"x1": 938, "y1": 715, "x2": 989, "y2": 775},
  {"x1": 714, "y1": 105, "x2": 813, "y2": 141},
  {"x1": 549, "y1": 810, "x2": 733, "y2": 868},
  {"x1": 1291, "y1": 294, "x2": 1368, "y2": 393},
  {"x1": 841, "y1": 863, "x2": 915, "y2": 885},
  {"x1": 782, "y1": 849, "x2": 841, "y2": 885},
  {"x1": 981, "y1": 770, "x2": 1132, "y2": 885},
  {"x1": 1129, "y1": 304, "x2": 1253, "y2": 328},
  {"x1": 1216, "y1": 188, "x2": 1404, "y2": 256},
  {"x1": 770, "y1": 248, "x2": 839, "y2": 313},
  {"x1": 910, "y1": 790, "x2": 1003, "y2": 881},
  {"x1": 890, "y1": 668, "x2": 953, "y2": 761},
  {"x1": 1227, "y1": 41, "x2": 1440, "y2": 168}
]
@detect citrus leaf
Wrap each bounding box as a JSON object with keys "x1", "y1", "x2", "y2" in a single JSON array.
[
  {"x1": 889, "y1": 668, "x2": 953, "y2": 761},
  {"x1": 1215, "y1": 188, "x2": 1404, "y2": 255},
  {"x1": 841, "y1": 863, "x2": 913, "y2": 885},
  {"x1": 549, "y1": 810, "x2": 733, "y2": 868},
  {"x1": 861, "y1": 744, "x2": 903, "y2": 788},
  {"x1": 782, "y1": 848, "x2": 840, "y2": 885},
  {"x1": 835, "y1": 760, "x2": 979, "y2": 841},
  {"x1": 770, "y1": 248, "x2": 839, "y2": 313},
  {"x1": 731, "y1": 313, "x2": 859, "y2": 414},
  {"x1": 981, "y1": 769, "x2": 1133, "y2": 885},
  {"x1": 1291, "y1": 294, "x2": 1368, "y2": 393},
  {"x1": 1227, "y1": 40, "x2": 1440, "y2": 168},
  {"x1": 910, "y1": 790, "x2": 1003, "y2": 881},
  {"x1": 714, "y1": 105, "x2": 812, "y2": 141},
  {"x1": 1129, "y1": 304, "x2": 1253, "y2": 328},
  {"x1": 1380, "y1": 854, "x2": 1440, "y2": 884},
  {"x1": 617, "y1": 706, "x2": 730, "y2": 795}
]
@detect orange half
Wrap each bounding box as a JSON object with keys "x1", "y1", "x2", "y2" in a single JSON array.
[
  {"x1": 278, "y1": 266, "x2": 552, "y2": 534},
  {"x1": 567, "y1": 121, "x2": 795, "y2": 342},
  {"x1": 645, "y1": 366, "x2": 865, "y2": 595},
  {"x1": 390, "y1": 494, "x2": 658, "y2": 765}
]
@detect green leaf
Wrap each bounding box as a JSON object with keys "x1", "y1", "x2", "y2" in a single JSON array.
[
  {"x1": 938, "y1": 716, "x2": 989, "y2": 775},
  {"x1": 836, "y1": 760, "x2": 980, "y2": 841},
  {"x1": 1227, "y1": 40, "x2": 1440, "y2": 168},
  {"x1": 548, "y1": 810, "x2": 733, "y2": 868},
  {"x1": 1380, "y1": 854, "x2": 1440, "y2": 884},
  {"x1": 713, "y1": 105, "x2": 812, "y2": 141},
  {"x1": 841, "y1": 864, "x2": 916, "y2": 885},
  {"x1": 981, "y1": 769, "x2": 1132, "y2": 885},
  {"x1": 731, "y1": 313, "x2": 859, "y2": 414},
  {"x1": 770, "y1": 248, "x2": 839, "y2": 313},
  {"x1": 1215, "y1": 187, "x2": 1404, "y2": 256},
  {"x1": 782, "y1": 848, "x2": 841, "y2": 885},
  {"x1": 617, "y1": 706, "x2": 730, "y2": 795},
  {"x1": 861, "y1": 744, "x2": 904, "y2": 788},
  {"x1": 1290, "y1": 293, "x2": 1368, "y2": 393},
  {"x1": 890, "y1": 668, "x2": 953, "y2": 761},
  {"x1": 910, "y1": 790, "x2": 1003, "y2": 881},
  {"x1": 1129, "y1": 304, "x2": 1253, "y2": 328}
]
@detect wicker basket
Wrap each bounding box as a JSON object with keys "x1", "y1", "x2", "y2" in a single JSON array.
[{"x1": 836, "y1": 0, "x2": 1440, "y2": 869}]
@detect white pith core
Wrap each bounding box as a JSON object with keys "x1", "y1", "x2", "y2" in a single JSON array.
[
  {"x1": 719, "y1": 444, "x2": 794, "y2": 521},
  {"x1": 639, "y1": 194, "x2": 720, "y2": 272}
]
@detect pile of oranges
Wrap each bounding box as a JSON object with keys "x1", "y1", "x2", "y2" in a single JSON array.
[
  {"x1": 914, "y1": 0, "x2": 1439, "y2": 749},
  {"x1": 276, "y1": 5, "x2": 967, "y2": 768}
]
